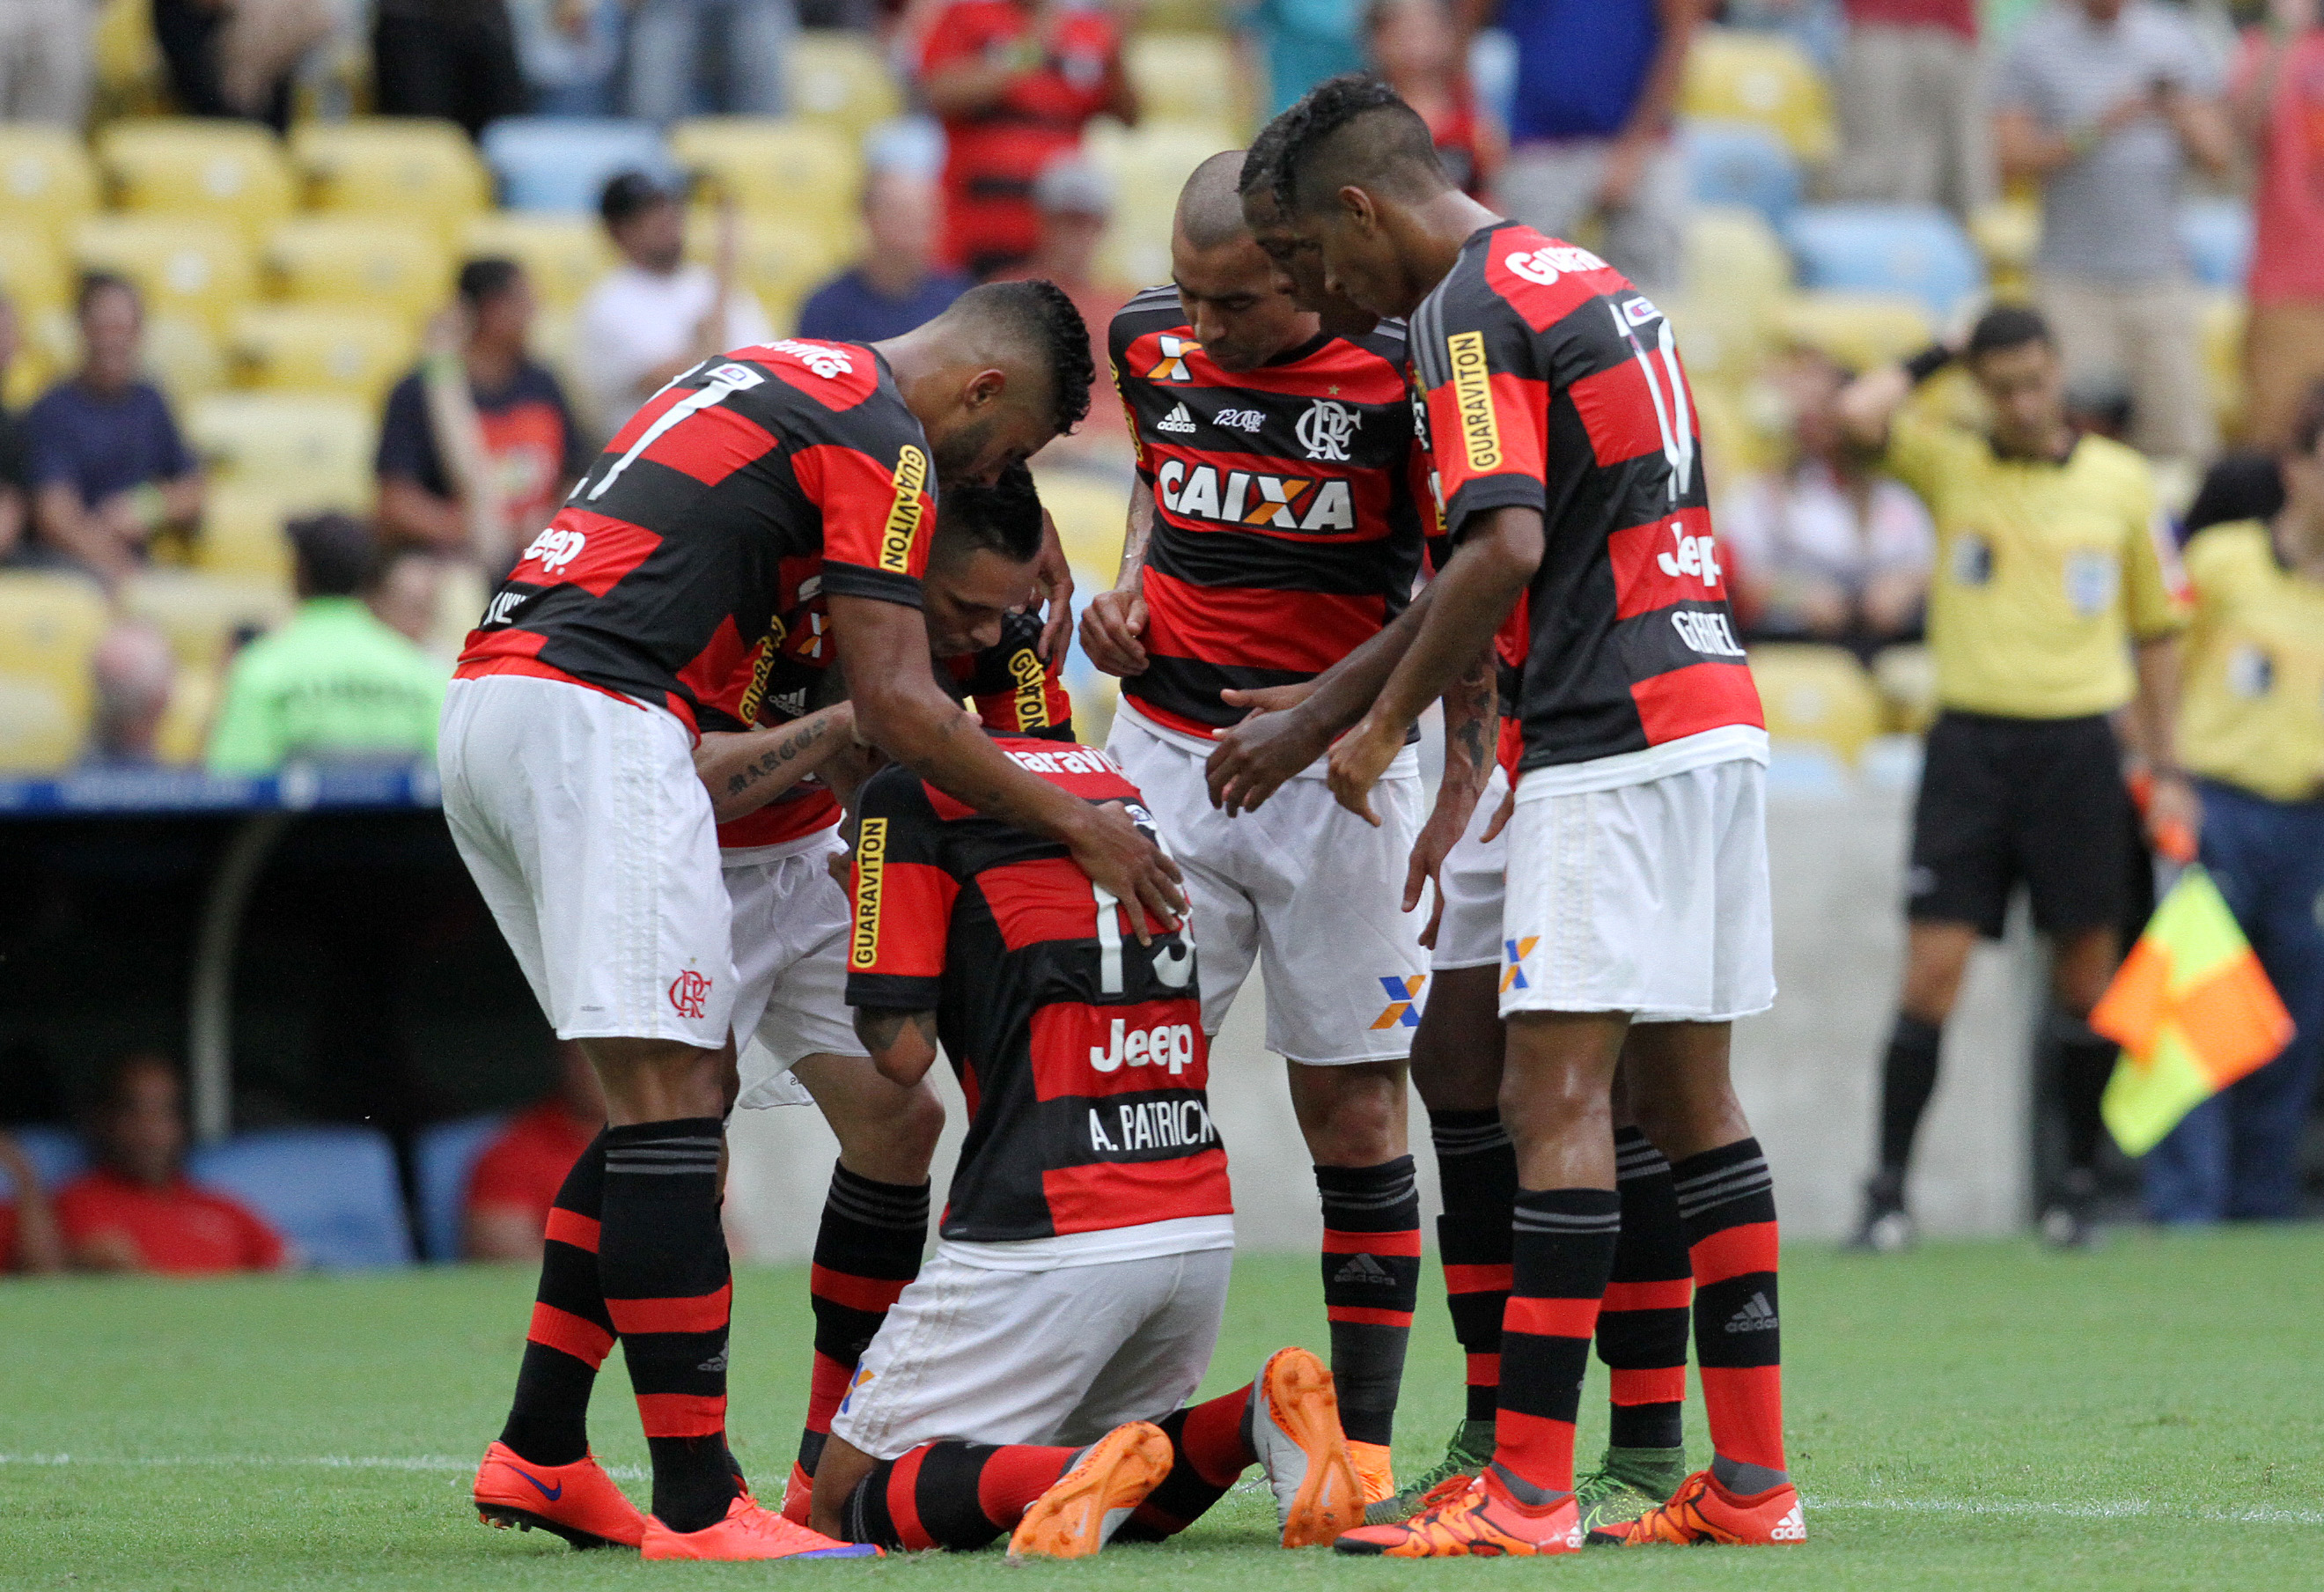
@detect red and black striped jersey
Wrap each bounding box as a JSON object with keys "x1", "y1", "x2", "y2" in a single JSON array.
[
  {"x1": 1410, "y1": 223, "x2": 1764, "y2": 780},
  {"x1": 845, "y1": 741, "x2": 1232, "y2": 1246},
  {"x1": 1109, "y1": 288, "x2": 1430, "y2": 735},
  {"x1": 456, "y1": 340, "x2": 936, "y2": 733}
]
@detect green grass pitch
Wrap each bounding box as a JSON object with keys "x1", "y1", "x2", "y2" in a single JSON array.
[{"x1": 4, "y1": 1230, "x2": 2320, "y2": 1589}]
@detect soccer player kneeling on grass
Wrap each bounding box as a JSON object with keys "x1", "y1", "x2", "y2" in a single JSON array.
[{"x1": 805, "y1": 745, "x2": 1366, "y2": 1558}]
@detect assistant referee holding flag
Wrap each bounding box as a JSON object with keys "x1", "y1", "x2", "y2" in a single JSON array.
[{"x1": 1834, "y1": 305, "x2": 2193, "y2": 1250}]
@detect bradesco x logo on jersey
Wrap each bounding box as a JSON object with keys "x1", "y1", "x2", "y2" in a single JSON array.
[
  {"x1": 1446, "y1": 331, "x2": 1501, "y2": 475},
  {"x1": 849, "y1": 817, "x2": 886, "y2": 969},
  {"x1": 879, "y1": 446, "x2": 930, "y2": 574}
]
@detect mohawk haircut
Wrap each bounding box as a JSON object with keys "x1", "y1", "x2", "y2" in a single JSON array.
[
  {"x1": 1268, "y1": 73, "x2": 1449, "y2": 217},
  {"x1": 932, "y1": 460, "x2": 1044, "y2": 565},
  {"x1": 945, "y1": 279, "x2": 1096, "y2": 438}
]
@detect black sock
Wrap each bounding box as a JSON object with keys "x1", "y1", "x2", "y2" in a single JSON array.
[
  {"x1": 1495, "y1": 1187, "x2": 1622, "y2": 1499},
  {"x1": 1599, "y1": 1128, "x2": 1689, "y2": 1451},
  {"x1": 2054, "y1": 1011, "x2": 2115, "y2": 1175},
  {"x1": 799, "y1": 1168, "x2": 928, "y2": 1479},
  {"x1": 1673, "y1": 1139, "x2": 1787, "y2": 1491},
  {"x1": 599, "y1": 1118, "x2": 736, "y2": 1534},
  {"x1": 1878, "y1": 1014, "x2": 1944, "y2": 1176},
  {"x1": 838, "y1": 1441, "x2": 1077, "y2": 1550},
  {"x1": 1431, "y1": 1109, "x2": 1517, "y2": 1426},
  {"x1": 1316, "y1": 1156, "x2": 1421, "y2": 1448},
  {"x1": 500, "y1": 1130, "x2": 611, "y2": 1466}
]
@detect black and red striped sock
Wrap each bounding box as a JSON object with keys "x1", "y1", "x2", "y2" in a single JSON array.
[
  {"x1": 1673, "y1": 1138, "x2": 1788, "y2": 1494},
  {"x1": 499, "y1": 1130, "x2": 611, "y2": 1466},
  {"x1": 599, "y1": 1117, "x2": 737, "y2": 1534},
  {"x1": 1317, "y1": 1156, "x2": 1420, "y2": 1448},
  {"x1": 1120, "y1": 1382, "x2": 1257, "y2": 1539},
  {"x1": 798, "y1": 1168, "x2": 929, "y2": 1485},
  {"x1": 1430, "y1": 1109, "x2": 1517, "y2": 1426},
  {"x1": 1492, "y1": 1188, "x2": 1620, "y2": 1500},
  {"x1": 1599, "y1": 1127, "x2": 1690, "y2": 1451},
  {"x1": 837, "y1": 1441, "x2": 1078, "y2": 1550}
]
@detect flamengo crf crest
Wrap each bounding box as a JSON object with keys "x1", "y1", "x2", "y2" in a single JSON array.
[{"x1": 1297, "y1": 398, "x2": 1361, "y2": 461}]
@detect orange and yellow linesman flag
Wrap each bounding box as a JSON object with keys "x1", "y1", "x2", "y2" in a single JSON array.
[{"x1": 2089, "y1": 867, "x2": 2293, "y2": 1157}]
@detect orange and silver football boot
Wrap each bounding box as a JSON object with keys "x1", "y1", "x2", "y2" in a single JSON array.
[
  {"x1": 1586, "y1": 1469, "x2": 1806, "y2": 1546},
  {"x1": 1334, "y1": 1470, "x2": 1582, "y2": 1558},
  {"x1": 1249, "y1": 1347, "x2": 1366, "y2": 1548},
  {"x1": 1006, "y1": 1421, "x2": 1174, "y2": 1560},
  {"x1": 639, "y1": 1494, "x2": 879, "y2": 1560},
  {"x1": 1347, "y1": 1440, "x2": 1395, "y2": 1507},
  {"x1": 473, "y1": 1441, "x2": 648, "y2": 1550}
]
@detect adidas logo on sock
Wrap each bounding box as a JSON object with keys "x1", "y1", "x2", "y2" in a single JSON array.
[
  {"x1": 1332, "y1": 1252, "x2": 1397, "y2": 1286},
  {"x1": 697, "y1": 1350, "x2": 729, "y2": 1373},
  {"x1": 1769, "y1": 1503, "x2": 1806, "y2": 1542},
  {"x1": 1723, "y1": 1292, "x2": 1778, "y2": 1334},
  {"x1": 1156, "y1": 402, "x2": 1197, "y2": 434}
]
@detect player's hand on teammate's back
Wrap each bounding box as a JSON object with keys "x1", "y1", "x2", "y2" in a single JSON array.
[
  {"x1": 1325, "y1": 716, "x2": 1406, "y2": 827},
  {"x1": 1078, "y1": 588, "x2": 1150, "y2": 675},
  {"x1": 1203, "y1": 682, "x2": 1325, "y2": 815},
  {"x1": 1070, "y1": 801, "x2": 1185, "y2": 943}
]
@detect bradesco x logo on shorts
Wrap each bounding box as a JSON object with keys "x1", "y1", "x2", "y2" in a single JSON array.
[
  {"x1": 879, "y1": 446, "x2": 930, "y2": 574},
  {"x1": 1446, "y1": 331, "x2": 1501, "y2": 475},
  {"x1": 849, "y1": 817, "x2": 886, "y2": 969}
]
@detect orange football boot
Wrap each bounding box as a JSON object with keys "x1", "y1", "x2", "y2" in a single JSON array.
[
  {"x1": 1334, "y1": 1471, "x2": 1581, "y2": 1558},
  {"x1": 472, "y1": 1441, "x2": 648, "y2": 1550},
  {"x1": 1006, "y1": 1421, "x2": 1174, "y2": 1560},
  {"x1": 1587, "y1": 1470, "x2": 1806, "y2": 1546},
  {"x1": 639, "y1": 1494, "x2": 880, "y2": 1560},
  {"x1": 1249, "y1": 1346, "x2": 1366, "y2": 1548},
  {"x1": 780, "y1": 1460, "x2": 813, "y2": 1525},
  {"x1": 1347, "y1": 1440, "x2": 1395, "y2": 1507}
]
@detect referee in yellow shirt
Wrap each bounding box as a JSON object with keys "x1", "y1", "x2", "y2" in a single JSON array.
[
  {"x1": 1835, "y1": 306, "x2": 2195, "y2": 1249},
  {"x1": 2143, "y1": 393, "x2": 2324, "y2": 1223}
]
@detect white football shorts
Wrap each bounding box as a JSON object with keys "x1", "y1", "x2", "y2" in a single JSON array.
[
  {"x1": 439, "y1": 674, "x2": 735, "y2": 1048},
  {"x1": 1430, "y1": 763, "x2": 1511, "y2": 973},
  {"x1": 1500, "y1": 755, "x2": 1776, "y2": 1024},
  {"x1": 723, "y1": 828, "x2": 867, "y2": 1109},
  {"x1": 1107, "y1": 705, "x2": 1430, "y2": 1065}
]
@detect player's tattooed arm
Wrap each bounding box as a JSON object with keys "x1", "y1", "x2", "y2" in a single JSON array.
[
  {"x1": 1078, "y1": 480, "x2": 1156, "y2": 676},
  {"x1": 854, "y1": 1007, "x2": 941, "y2": 1087},
  {"x1": 694, "y1": 702, "x2": 856, "y2": 822},
  {"x1": 1404, "y1": 642, "x2": 1498, "y2": 945}
]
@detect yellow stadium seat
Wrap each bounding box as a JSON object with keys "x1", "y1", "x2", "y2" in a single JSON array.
[
  {"x1": 1748, "y1": 642, "x2": 1883, "y2": 764},
  {"x1": 151, "y1": 664, "x2": 220, "y2": 766},
  {"x1": 1870, "y1": 642, "x2": 1938, "y2": 735},
  {"x1": 290, "y1": 118, "x2": 491, "y2": 241},
  {"x1": 0, "y1": 570, "x2": 110, "y2": 724},
  {"x1": 92, "y1": 0, "x2": 167, "y2": 116},
  {"x1": 669, "y1": 117, "x2": 861, "y2": 221},
  {"x1": 2198, "y1": 290, "x2": 2247, "y2": 444},
  {"x1": 460, "y1": 212, "x2": 616, "y2": 311},
  {"x1": 1126, "y1": 33, "x2": 1240, "y2": 128},
  {"x1": 1773, "y1": 291, "x2": 1933, "y2": 372},
  {"x1": 786, "y1": 30, "x2": 905, "y2": 145},
  {"x1": 195, "y1": 483, "x2": 302, "y2": 580},
  {"x1": 264, "y1": 217, "x2": 452, "y2": 330},
  {"x1": 1691, "y1": 380, "x2": 1776, "y2": 482},
  {"x1": 0, "y1": 674, "x2": 84, "y2": 773},
  {"x1": 691, "y1": 210, "x2": 848, "y2": 328},
  {"x1": 0, "y1": 227, "x2": 68, "y2": 321},
  {"x1": 186, "y1": 391, "x2": 378, "y2": 504},
  {"x1": 230, "y1": 306, "x2": 416, "y2": 407},
  {"x1": 143, "y1": 313, "x2": 229, "y2": 404},
  {"x1": 1089, "y1": 117, "x2": 1237, "y2": 288},
  {"x1": 1967, "y1": 199, "x2": 2040, "y2": 303},
  {"x1": 1671, "y1": 205, "x2": 1792, "y2": 386},
  {"x1": 1682, "y1": 27, "x2": 1837, "y2": 164},
  {"x1": 99, "y1": 121, "x2": 295, "y2": 241},
  {"x1": 73, "y1": 215, "x2": 256, "y2": 332},
  {"x1": 1030, "y1": 463, "x2": 1132, "y2": 578},
  {"x1": 121, "y1": 569, "x2": 292, "y2": 670},
  {"x1": 0, "y1": 126, "x2": 99, "y2": 242}
]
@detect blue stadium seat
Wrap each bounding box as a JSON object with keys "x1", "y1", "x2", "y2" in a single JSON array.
[
  {"x1": 2178, "y1": 198, "x2": 2252, "y2": 290},
  {"x1": 480, "y1": 117, "x2": 674, "y2": 213},
  {"x1": 187, "y1": 1126, "x2": 413, "y2": 1268},
  {"x1": 1681, "y1": 119, "x2": 1802, "y2": 224},
  {"x1": 1781, "y1": 203, "x2": 1983, "y2": 323},
  {"x1": 0, "y1": 1124, "x2": 87, "y2": 1200},
  {"x1": 414, "y1": 1112, "x2": 511, "y2": 1263}
]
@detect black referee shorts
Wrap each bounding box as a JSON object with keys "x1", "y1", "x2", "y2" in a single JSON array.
[{"x1": 1906, "y1": 711, "x2": 2135, "y2": 940}]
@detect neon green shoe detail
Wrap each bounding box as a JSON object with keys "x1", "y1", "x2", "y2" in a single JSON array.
[
  {"x1": 1363, "y1": 1420, "x2": 1495, "y2": 1525},
  {"x1": 1575, "y1": 1447, "x2": 1688, "y2": 1537}
]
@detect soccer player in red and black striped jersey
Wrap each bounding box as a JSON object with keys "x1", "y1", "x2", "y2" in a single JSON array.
[
  {"x1": 449, "y1": 282, "x2": 1185, "y2": 1563},
  {"x1": 1266, "y1": 77, "x2": 1800, "y2": 1555},
  {"x1": 805, "y1": 743, "x2": 1366, "y2": 1559}
]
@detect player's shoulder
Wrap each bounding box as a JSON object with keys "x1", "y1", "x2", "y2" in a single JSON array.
[
  {"x1": 724, "y1": 339, "x2": 894, "y2": 418},
  {"x1": 1110, "y1": 286, "x2": 1187, "y2": 358},
  {"x1": 2067, "y1": 431, "x2": 2155, "y2": 489},
  {"x1": 2182, "y1": 518, "x2": 2272, "y2": 595}
]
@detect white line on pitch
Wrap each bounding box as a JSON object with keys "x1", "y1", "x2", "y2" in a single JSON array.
[{"x1": 0, "y1": 1454, "x2": 651, "y2": 1479}]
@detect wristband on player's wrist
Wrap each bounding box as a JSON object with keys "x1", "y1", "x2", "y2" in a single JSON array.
[{"x1": 1902, "y1": 345, "x2": 1954, "y2": 387}]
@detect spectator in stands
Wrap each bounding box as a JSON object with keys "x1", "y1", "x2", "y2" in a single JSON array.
[
  {"x1": 365, "y1": 544, "x2": 448, "y2": 650},
  {"x1": 0, "y1": 1131, "x2": 64, "y2": 1276},
  {"x1": 1241, "y1": 0, "x2": 1364, "y2": 119},
  {"x1": 372, "y1": 0, "x2": 528, "y2": 137},
  {"x1": 795, "y1": 166, "x2": 974, "y2": 343},
  {"x1": 463, "y1": 1042, "x2": 604, "y2": 1262},
  {"x1": 1723, "y1": 346, "x2": 1934, "y2": 655},
  {"x1": 508, "y1": 0, "x2": 624, "y2": 114},
  {"x1": 0, "y1": 291, "x2": 26, "y2": 566},
  {"x1": 55, "y1": 1053, "x2": 287, "y2": 1274},
  {"x1": 1488, "y1": 0, "x2": 1705, "y2": 294},
  {"x1": 1366, "y1": 0, "x2": 1504, "y2": 199},
  {"x1": 21, "y1": 275, "x2": 203, "y2": 591},
  {"x1": 87, "y1": 621, "x2": 177, "y2": 765},
  {"x1": 151, "y1": 0, "x2": 311, "y2": 130},
  {"x1": 573, "y1": 172, "x2": 774, "y2": 434},
  {"x1": 1994, "y1": 0, "x2": 2233, "y2": 465},
  {"x1": 2231, "y1": 0, "x2": 2324, "y2": 452},
  {"x1": 205, "y1": 514, "x2": 449, "y2": 775},
  {"x1": 1832, "y1": 0, "x2": 1993, "y2": 217},
  {"x1": 376, "y1": 260, "x2": 588, "y2": 562},
  {"x1": 626, "y1": 0, "x2": 796, "y2": 122},
  {"x1": 2143, "y1": 387, "x2": 2324, "y2": 1224},
  {"x1": 918, "y1": 0, "x2": 1138, "y2": 278},
  {"x1": 0, "y1": 0, "x2": 91, "y2": 127}
]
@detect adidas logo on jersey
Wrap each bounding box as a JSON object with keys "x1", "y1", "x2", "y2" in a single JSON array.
[
  {"x1": 1332, "y1": 1252, "x2": 1398, "y2": 1287},
  {"x1": 1769, "y1": 1504, "x2": 1806, "y2": 1542},
  {"x1": 1156, "y1": 402, "x2": 1197, "y2": 434},
  {"x1": 1724, "y1": 1292, "x2": 1778, "y2": 1334},
  {"x1": 1154, "y1": 460, "x2": 1356, "y2": 532}
]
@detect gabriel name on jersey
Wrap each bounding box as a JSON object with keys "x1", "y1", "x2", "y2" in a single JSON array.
[
  {"x1": 845, "y1": 741, "x2": 1232, "y2": 1245},
  {"x1": 1110, "y1": 287, "x2": 1430, "y2": 735}
]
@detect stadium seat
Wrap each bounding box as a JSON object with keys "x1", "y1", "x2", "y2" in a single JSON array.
[
  {"x1": 121, "y1": 569, "x2": 291, "y2": 668},
  {"x1": 185, "y1": 392, "x2": 377, "y2": 503},
  {"x1": 1782, "y1": 204, "x2": 1982, "y2": 324},
  {"x1": 0, "y1": 227, "x2": 69, "y2": 320},
  {"x1": 1747, "y1": 642, "x2": 1883, "y2": 765},
  {"x1": 196, "y1": 483, "x2": 300, "y2": 579},
  {"x1": 98, "y1": 120, "x2": 295, "y2": 240},
  {"x1": 669, "y1": 116, "x2": 860, "y2": 222},
  {"x1": 0, "y1": 674, "x2": 84, "y2": 773},
  {"x1": 71, "y1": 215, "x2": 255, "y2": 332},
  {"x1": 229, "y1": 306, "x2": 416, "y2": 407},
  {"x1": 263, "y1": 217, "x2": 454, "y2": 331},
  {"x1": 0, "y1": 1124, "x2": 88, "y2": 1198},
  {"x1": 1089, "y1": 117, "x2": 1236, "y2": 289},
  {"x1": 481, "y1": 117, "x2": 673, "y2": 213},
  {"x1": 151, "y1": 664, "x2": 218, "y2": 765},
  {"x1": 1127, "y1": 33, "x2": 1239, "y2": 126},
  {"x1": 186, "y1": 1126, "x2": 415, "y2": 1269},
  {"x1": 1772, "y1": 290, "x2": 1934, "y2": 372},
  {"x1": 689, "y1": 209, "x2": 847, "y2": 331},
  {"x1": 1031, "y1": 462, "x2": 1132, "y2": 576},
  {"x1": 1681, "y1": 120, "x2": 1801, "y2": 224},
  {"x1": 460, "y1": 212, "x2": 614, "y2": 310},
  {"x1": 1871, "y1": 642, "x2": 1938, "y2": 734},
  {"x1": 1674, "y1": 205, "x2": 1792, "y2": 383},
  {"x1": 1681, "y1": 27, "x2": 1838, "y2": 163},
  {"x1": 1967, "y1": 199, "x2": 2040, "y2": 301},
  {"x1": 414, "y1": 1112, "x2": 511, "y2": 1263},
  {"x1": 2198, "y1": 290, "x2": 2247, "y2": 441},
  {"x1": 0, "y1": 569, "x2": 109, "y2": 724},
  {"x1": 92, "y1": 0, "x2": 167, "y2": 116},
  {"x1": 2178, "y1": 197, "x2": 2253, "y2": 291},
  {"x1": 289, "y1": 118, "x2": 491, "y2": 241},
  {"x1": 786, "y1": 29, "x2": 906, "y2": 145},
  {"x1": 142, "y1": 313, "x2": 229, "y2": 404},
  {"x1": 0, "y1": 125, "x2": 99, "y2": 240}
]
